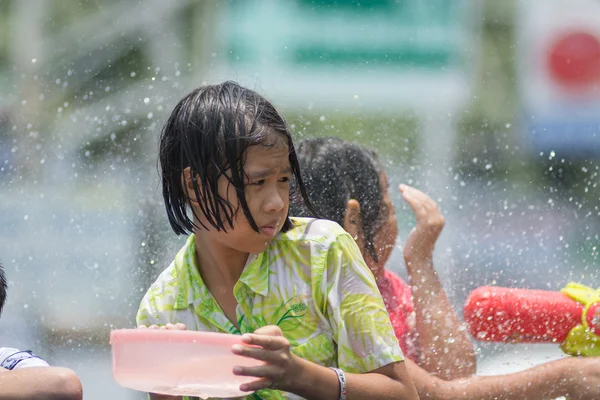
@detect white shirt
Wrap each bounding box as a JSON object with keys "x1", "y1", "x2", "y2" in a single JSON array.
[{"x1": 0, "y1": 347, "x2": 49, "y2": 370}]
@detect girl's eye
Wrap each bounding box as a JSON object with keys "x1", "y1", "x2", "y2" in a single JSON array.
[
  {"x1": 251, "y1": 179, "x2": 266, "y2": 186},
  {"x1": 279, "y1": 177, "x2": 291, "y2": 183}
]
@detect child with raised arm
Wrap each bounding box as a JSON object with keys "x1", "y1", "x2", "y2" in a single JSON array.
[
  {"x1": 292, "y1": 136, "x2": 475, "y2": 377},
  {"x1": 136, "y1": 81, "x2": 419, "y2": 400},
  {"x1": 292, "y1": 136, "x2": 600, "y2": 400},
  {"x1": 0, "y1": 263, "x2": 83, "y2": 400}
]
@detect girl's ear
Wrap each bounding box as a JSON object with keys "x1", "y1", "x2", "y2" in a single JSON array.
[
  {"x1": 343, "y1": 199, "x2": 363, "y2": 241},
  {"x1": 182, "y1": 167, "x2": 201, "y2": 204}
]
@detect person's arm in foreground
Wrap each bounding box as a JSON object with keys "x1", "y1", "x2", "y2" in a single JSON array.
[
  {"x1": 400, "y1": 184, "x2": 476, "y2": 379},
  {"x1": 233, "y1": 326, "x2": 420, "y2": 400},
  {"x1": 0, "y1": 366, "x2": 83, "y2": 400},
  {"x1": 406, "y1": 355, "x2": 600, "y2": 400}
]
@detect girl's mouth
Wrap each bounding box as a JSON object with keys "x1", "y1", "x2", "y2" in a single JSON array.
[{"x1": 260, "y1": 225, "x2": 278, "y2": 237}]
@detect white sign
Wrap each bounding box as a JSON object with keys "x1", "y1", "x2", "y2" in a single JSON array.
[{"x1": 210, "y1": 0, "x2": 475, "y2": 111}]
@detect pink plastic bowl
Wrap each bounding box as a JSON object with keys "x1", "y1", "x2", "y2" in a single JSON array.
[{"x1": 110, "y1": 329, "x2": 262, "y2": 398}]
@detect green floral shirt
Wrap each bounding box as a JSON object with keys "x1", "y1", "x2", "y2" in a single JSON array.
[{"x1": 137, "y1": 217, "x2": 403, "y2": 400}]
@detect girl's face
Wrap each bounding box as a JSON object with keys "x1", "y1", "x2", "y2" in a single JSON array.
[
  {"x1": 194, "y1": 138, "x2": 292, "y2": 255},
  {"x1": 363, "y1": 172, "x2": 398, "y2": 271}
]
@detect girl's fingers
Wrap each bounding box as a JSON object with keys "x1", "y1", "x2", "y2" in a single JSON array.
[
  {"x1": 164, "y1": 323, "x2": 186, "y2": 330},
  {"x1": 233, "y1": 364, "x2": 282, "y2": 379},
  {"x1": 241, "y1": 333, "x2": 288, "y2": 350},
  {"x1": 400, "y1": 184, "x2": 443, "y2": 221},
  {"x1": 139, "y1": 323, "x2": 186, "y2": 330},
  {"x1": 232, "y1": 344, "x2": 273, "y2": 362},
  {"x1": 401, "y1": 189, "x2": 426, "y2": 217},
  {"x1": 252, "y1": 325, "x2": 284, "y2": 337},
  {"x1": 402, "y1": 184, "x2": 436, "y2": 207},
  {"x1": 239, "y1": 378, "x2": 274, "y2": 392}
]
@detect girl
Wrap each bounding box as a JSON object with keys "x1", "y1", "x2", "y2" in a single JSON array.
[
  {"x1": 291, "y1": 137, "x2": 475, "y2": 377},
  {"x1": 292, "y1": 137, "x2": 600, "y2": 400},
  {"x1": 136, "y1": 82, "x2": 420, "y2": 400}
]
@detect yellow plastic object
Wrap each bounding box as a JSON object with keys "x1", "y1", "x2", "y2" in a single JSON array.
[{"x1": 560, "y1": 283, "x2": 600, "y2": 356}]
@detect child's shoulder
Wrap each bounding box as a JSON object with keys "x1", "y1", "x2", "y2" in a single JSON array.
[
  {"x1": 143, "y1": 235, "x2": 196, "y2": 300},
  {"x1": 282, "y1": 217, "x2": 348, "y2": 244}
]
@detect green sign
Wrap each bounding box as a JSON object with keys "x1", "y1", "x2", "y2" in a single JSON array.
[{"x1": 225, "y1": 0, "x2": 466, "y2": 70}]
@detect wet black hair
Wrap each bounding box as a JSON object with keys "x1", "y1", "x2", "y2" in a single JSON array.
[
  {"x1": 0, "y1": 263, "x2": 7, "y2": 316},
  {"x1": 290, "y1": 137, "x2": 384, "y2": 262},
  {"x1": 159, "y1": 81, "x2": 314, "y2": 234}
]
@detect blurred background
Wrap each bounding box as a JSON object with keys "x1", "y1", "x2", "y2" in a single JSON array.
[{"x1": 0, "y1": 0, "x2": 599, "y2": 398}]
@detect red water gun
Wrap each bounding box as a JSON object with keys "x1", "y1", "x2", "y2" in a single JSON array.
[{"x1": 463, "y1": 283, "x2": 600, "y2": 356}]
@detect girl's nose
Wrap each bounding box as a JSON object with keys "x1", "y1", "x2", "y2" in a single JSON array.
[{"x1": 264, "y1": 188, "x2": 285, "y2": 213}]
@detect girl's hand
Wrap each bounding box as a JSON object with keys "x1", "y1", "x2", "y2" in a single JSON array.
[
  {"x1": 399, "y1": 184, "x2": 445, "y2": 263},
  {"x1": 138, "y1": 323, "x2": 187, "y2": 330},
  {"x1": 231, "y1": 325, "x2": 299, "y2": 392}
]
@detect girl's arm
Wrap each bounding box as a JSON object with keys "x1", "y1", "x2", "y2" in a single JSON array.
[
  {"x1": 0, "y1": 367, "x2": 82, "y2": 400},
  {"x1": 400, "y1": 184, "x2": 476, "y2": 379},
  {"x1": 405, "y1": 355, "x2": 600, "y2": 400},
  {"x1": 290, "y1": 355, "x2": 418, "y2": 400},
  {"x1": 233, "y1": 326, "x2": 419, "y2": 400}
]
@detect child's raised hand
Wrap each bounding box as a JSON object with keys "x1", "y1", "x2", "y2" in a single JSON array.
[
  {"x1": 399, "y1": 184, "x2": 445, "y2": 263},
  {"x1": 231, "y1": 325, "x2": 299, "y2": 393}
]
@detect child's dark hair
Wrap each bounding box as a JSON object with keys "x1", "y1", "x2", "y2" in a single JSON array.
[
  {"x1": 0, "y1": 262, "x2": 7, "y2": 316},
  {"x1": 159, "y1": 81, "x2": 314, "y2": 234},
  {"x1": 290, "y1": 137, "x2": 384, "y2": 262}
]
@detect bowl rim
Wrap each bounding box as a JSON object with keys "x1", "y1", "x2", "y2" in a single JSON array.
[{"x1": 110, "y1": 329, "x2": 245, "y2": 346}]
